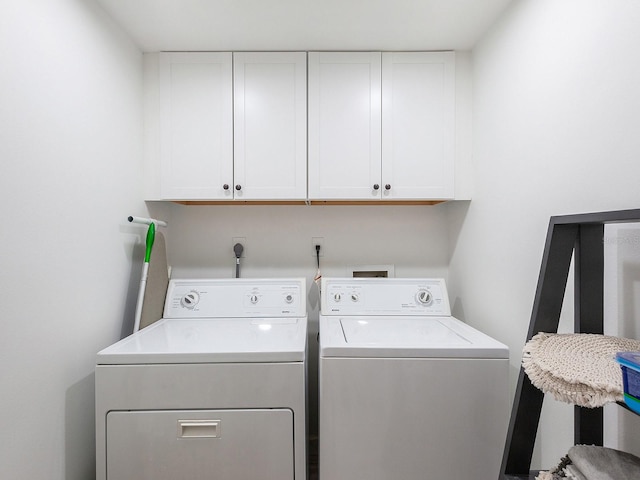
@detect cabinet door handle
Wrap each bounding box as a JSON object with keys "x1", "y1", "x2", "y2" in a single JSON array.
[
  {"x1": 235, "y1": 185, "x2": 242, "y2": 191},
  {"x1": 373, "y1": 184, "x2": 380, "y2": 190},
  {"x1": 223, "y1": 184, "x2": 229, "y2": 190},
  {"x1": 385, "y1": 184, "x2": 391, "y2": 190}
]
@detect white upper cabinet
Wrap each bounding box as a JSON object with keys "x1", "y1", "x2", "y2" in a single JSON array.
[
  {"x1": 308, "y1": 52, "x2": 382, "y2": 200},
  {"x1": 382, "y1": 52, "x2": 455, "y2": 200},
  {"x1": 234, "y1": 52, "x2": 307, "y2": 200},
  {"x1": 153, "y1": 51, "x2": 456, "y2": 202},
  {"x1": 157, "y1": 51, "x2": 306, "y2": 201},
  {"x1": 309, "y1": 51, "x2": 455, "y2": 201},
  {"x1": 159, "y1": 52, "x2": 233, "y2": 200}
]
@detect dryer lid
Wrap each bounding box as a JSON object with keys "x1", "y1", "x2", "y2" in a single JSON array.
[{"x1": 97, "y1": 317, "x2": 307, "y2": 364}]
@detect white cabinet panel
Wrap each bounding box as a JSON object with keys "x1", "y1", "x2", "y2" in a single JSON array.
[
  {"x1": 308, "y1": 52, "x2": 382, "y2": 200},
  {"x1": 106, "y1": 409, "x2": 294, "y2": 480},
  {"x1": 309, "y1": 51, "x2": 455, "y2": 201},
  {"x1": 234, "y1": 52, "x2": 307, "y2": 200},
  {"x1": 382, "y1": 52, "x2": 455, "y2": 200},
  {"x1": 159, "y1": 53, "x2": 233, "y2": 200}
]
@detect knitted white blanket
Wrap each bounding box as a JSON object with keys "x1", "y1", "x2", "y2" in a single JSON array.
[{"x1": 522, "y1": 332, "x2": 640, "y2": 408}]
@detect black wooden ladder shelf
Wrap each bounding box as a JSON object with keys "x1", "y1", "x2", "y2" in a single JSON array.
[{"x1": 500, "y1": 208, "x2": 640, "y2": 480}]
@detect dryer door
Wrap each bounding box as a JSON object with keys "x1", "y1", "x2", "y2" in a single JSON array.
[{"x1": 106, "y1": 409, "x2": 294, "y2": 480}]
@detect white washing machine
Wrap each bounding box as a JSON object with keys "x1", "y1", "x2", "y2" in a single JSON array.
[
  {"x1": 96, "y1": 278, "x2": 307, "y2": 480},
  {"x1": 319, "y1": 278, "x2": 509, "y2": 480}
]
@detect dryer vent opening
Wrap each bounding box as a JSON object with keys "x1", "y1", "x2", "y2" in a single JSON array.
[
  {"x1": 353, "y1": 271, "x2": 388, "y2": 278},
  {"x1": 349, "y1": 265, "x2": 394, "y2": 278}
]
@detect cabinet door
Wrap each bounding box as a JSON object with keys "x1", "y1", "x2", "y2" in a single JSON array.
[
  {"x1": 381, "y1": 52, "x2": 455, "y2": 200},
  {"x1": 106, "y1": 409, "x2": 294, "y2": 480},
  {"x1": 159, "y1": 53, "x2": 233, "y2": 200},
  {"x1": 308, "y1": 52, "x2": 382, "y2": 200},
  {"x1": 234, "y1": 52, "x2": 307, "y2": 200}
]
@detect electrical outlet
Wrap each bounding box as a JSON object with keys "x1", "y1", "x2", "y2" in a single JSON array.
[
  {"x1": 232, "y1": 237, "x2": 246, "y2": 258},
  {"x1": 312, "y1": 237, "x2": 324, "y2": 257}
]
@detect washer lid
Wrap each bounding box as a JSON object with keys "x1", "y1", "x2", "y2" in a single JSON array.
[
  {"x1": 320, "y1": 315, "x2": 508, "y2": 359},
  {"x1": 341, "y1": 317, "x2": 471, "y2": 346},
  {"x1": 97, "y1": 317, "x2": 307, "y2": 364}
]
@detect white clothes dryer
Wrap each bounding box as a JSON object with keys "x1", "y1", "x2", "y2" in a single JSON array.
[
  {"x1": 96, "y1": 278, "x2": 307, "y2": 480},
  {"x1": 318, "y1": 277, "x2": 509, "y2": 480}
]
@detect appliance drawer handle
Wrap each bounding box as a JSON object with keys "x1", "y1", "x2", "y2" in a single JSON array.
[{"x1": 178, "y1": 419, "x2": 221, "y2": 438}]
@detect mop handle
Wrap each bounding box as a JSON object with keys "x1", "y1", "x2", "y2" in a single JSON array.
[
  {"x1": 128, "y1": 216, "x2": 165, "y2": 333},
  {"x1": 128, "y1": 216, "x2": 168, "y2": 228},
  {"x1": 132, "y1": 263, "x2": 149, "y2": 333}
]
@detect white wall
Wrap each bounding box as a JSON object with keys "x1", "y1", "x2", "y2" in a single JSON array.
[
  {"x1": 0, "y1": 1, "x2": 144, "y2": 478},
  {"x1": 447, "y1": 0, "x2": 640, "y2": 470}
]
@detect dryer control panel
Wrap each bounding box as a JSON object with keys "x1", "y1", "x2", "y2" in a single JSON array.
[
  {"x1": 164, "y1": 278, "x2": 306, "y2": 318},
  {"x1": 321, "y1": 278, "x2": 451, "y2": 316}
]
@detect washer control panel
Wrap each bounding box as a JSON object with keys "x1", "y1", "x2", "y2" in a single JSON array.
[
  {"x1": 164, "y1": 278, "x2": 306, "y2": 318},
  {"x1": 321, "y1": 278, "x2": 451, "y2": 316}
]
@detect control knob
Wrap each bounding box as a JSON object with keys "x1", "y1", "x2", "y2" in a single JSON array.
[
  {"x1": 416, "y1": 290, "x2": 433, "y2": 306},
  {"x1": 285, "y1": 294, "x2": 294, "y2": 304},
  {"x1": 181, "y1": 291, "x2": 200, "y2": 309},
  {"x1": 333, "y1": 293, "x2": 342, "y2": 302}
]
